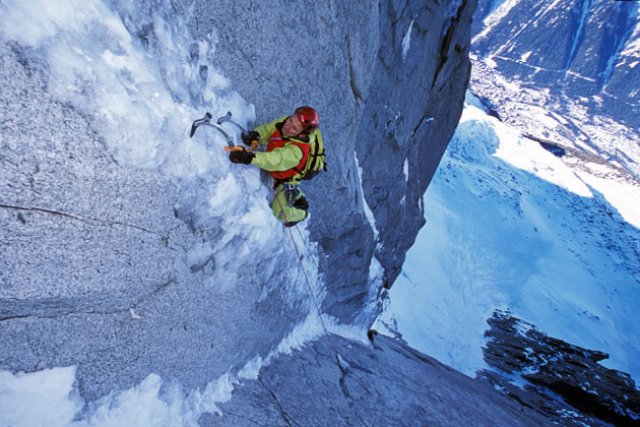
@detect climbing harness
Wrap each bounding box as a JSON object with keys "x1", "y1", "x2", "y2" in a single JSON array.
[{"x1": 282, "y1": 183, "x2": 301, "y2": 207}]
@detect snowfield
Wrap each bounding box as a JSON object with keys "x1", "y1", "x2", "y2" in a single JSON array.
[{"x1": 377, "y1": 93, "x2": 640, "y2": 384}]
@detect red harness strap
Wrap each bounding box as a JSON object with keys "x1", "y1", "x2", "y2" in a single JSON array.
[{"x1": 266, "y1": 129, "x2": 311, "y2": 181}]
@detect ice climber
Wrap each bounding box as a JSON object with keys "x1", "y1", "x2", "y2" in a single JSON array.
[{"x1": 229, "y1": 106, "x2": 325, "y2": 227}]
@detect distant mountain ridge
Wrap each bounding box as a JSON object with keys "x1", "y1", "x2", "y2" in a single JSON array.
[
  {"x1": 469, "y1": 0, "x2": 640, "y2": 181},
  {"x1": 473, "y1": 0, "x2": 639, "y2": 127}
]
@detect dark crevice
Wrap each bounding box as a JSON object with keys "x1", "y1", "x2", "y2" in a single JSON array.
[
  {"x1": 0, "y1": 203, "x2": 165, "y2": 240},
  {"x1": 339, "y1": 371, "x2": 353, "y2": 401},
  {"x1": 432, "y1": 0, "x2": 468, "y2": 88},
  {"x1": 0, "y1": 315, "x2": 31, "y2": 322},
  {"x1": 0, "y1": 308, "x2": 129, "y2": 323},
  {"x1": 132, "y1": 276, "x2": 177, "y2": 307},
  {"x1": 0, "y1": 277, "x2": 177, "y2": 323},
  {"x1": 346, "y1": 36, "x2": 363, "y2": 104},
  {"x1": 258, "y1": 378, "x2": 297, "y2": 427},
  {"x1": 522, "y1": 133, "x2": 567, "y2": 157},
  {"x1": 0, "y1": 203, "x2": 83, "y2": 221},
  {"x1": 411, "y1": 114, "x2": 435, "y2": 136},
  {"x1": 336, "y1": 353, "x2": 355, "y2": 405}
]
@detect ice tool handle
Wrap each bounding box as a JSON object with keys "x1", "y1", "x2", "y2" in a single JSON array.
[{"x1": 189, "y1": 111, "x2": 258, "y2": 153}]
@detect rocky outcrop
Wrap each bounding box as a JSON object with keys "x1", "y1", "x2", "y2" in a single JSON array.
[
  {"x1": 479, "y1": 310, "x2": 640, "y2": 427},
  {"x1": 201, "y1": 334, "x2": 550, "y2": 427}
]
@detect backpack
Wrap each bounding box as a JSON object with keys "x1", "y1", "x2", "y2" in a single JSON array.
[{"x1": 298, "y1": 129, "x2": 326, "y2": 181}]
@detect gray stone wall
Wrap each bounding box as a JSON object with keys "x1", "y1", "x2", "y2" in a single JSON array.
[
  {"x1": 1, "y1": 0, "x2": 475, "y2": 414},
  {"x1": 201, "y1": 334, "x2": 550, "y2": 426},
  {"x1": 194, "y1": 0, "x2": 474, "y2": 323}
]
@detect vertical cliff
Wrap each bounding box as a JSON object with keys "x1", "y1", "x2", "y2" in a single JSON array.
[
  {"x1": 1, "y1": 0, "x2": 485, "y2": 423},
  {"x1": 193, "y1": 0, "x2": 475, "y2": 323}
]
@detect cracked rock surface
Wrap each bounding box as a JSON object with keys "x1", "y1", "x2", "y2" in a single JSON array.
[
  {"x1": 200, "y1": 335, "x2": 550, "y2": 427},
  {"x1": 194, "y1": 0, "x2": 476, "y2": 323},
  {"x1": 0, "y1": 40, "x2": 306, "y2": 401}
]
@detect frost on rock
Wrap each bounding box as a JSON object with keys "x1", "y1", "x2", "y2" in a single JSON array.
[
  {"x1": 0, "y1": 0, "x2": 477, "y2": 424},
  {"x1": 401, "y1": 20, "x2": 414, "y2": 61}
]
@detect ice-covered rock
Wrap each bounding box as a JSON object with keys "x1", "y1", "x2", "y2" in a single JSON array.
[{"x1": 0, "y1": 0, "x2": 482, "y2": 423}]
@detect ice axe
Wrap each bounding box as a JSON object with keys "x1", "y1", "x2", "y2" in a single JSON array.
[{"x1": 189, "y1": 111, "x2": 258, "y2": 152}]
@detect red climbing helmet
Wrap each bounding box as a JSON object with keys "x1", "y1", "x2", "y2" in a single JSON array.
[{"x1": 295, "y1": 106, "x2": 320, "y2": 131}]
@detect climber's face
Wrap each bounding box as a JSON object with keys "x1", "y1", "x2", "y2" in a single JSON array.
[{"x1": 282, "y1": 114, "x2": 304, "y2": 137}]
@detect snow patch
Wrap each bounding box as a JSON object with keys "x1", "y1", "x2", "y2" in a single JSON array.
[
  {"x1": 0, "y1": 367, "x2": 83, "y2": 427},
  {"x1": 403, "y1": 158, "x2": 410, "y2": 181},
  {"x1": 520, "y1": 51, "x2": 532, "y2": 62},
  {"x1": 492, "y1": 133, "x2": 593, "y2": 198},
  {"x1": 473, "y1": 0, "x2": 521, "y2": 45},
  {"x1": 0, "y1": 367, "x2": 226, "y2": 426},
  {"x1": 485, "y1": 56, "x2": 498, "y2": 68},
  {"x1": 355, "y1": 254, "x2": 386, "y2": 326},
  {"x1": 401, "y1": 20, "x2": 414, "y2": 62},
  {"x1": 268, "y1": 311, "x2": 369, "y2": 361},
  {"x1": 354, "y1": 152, "x2": 379, "y2": 240}
]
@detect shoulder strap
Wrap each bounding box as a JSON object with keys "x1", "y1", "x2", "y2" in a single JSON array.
[{"x1": 306, "y1": 130, "x2": 324, "y2": 173}]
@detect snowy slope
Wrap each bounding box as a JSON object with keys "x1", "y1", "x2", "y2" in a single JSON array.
[{"x1": 376, "y1": 94, "x2": 640, "y2": 383}]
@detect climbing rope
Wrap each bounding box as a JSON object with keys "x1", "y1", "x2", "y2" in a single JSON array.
[{"x1": 274, "y1": 189, "x2": 347, "y2": 372}]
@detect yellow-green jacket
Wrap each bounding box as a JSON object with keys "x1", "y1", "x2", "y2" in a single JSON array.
[{"x1": 251, "y1": 116, "x2": 307, "y2": 175}]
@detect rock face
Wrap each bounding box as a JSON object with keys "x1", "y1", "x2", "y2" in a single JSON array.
[
  {"x1": 193, "y1": 0, "x2": 476, "y2": 323},
  {"x1": 0, "y1": 40, "x2": 308, "y2": 401},
  {"x1": 1, "y1": 0, "x2": 483, "y2": 419},
  {"x1": 479, "y1": 310, "x2": 640, "y2": 427},
  {"x1": 200, "y1": 334, "x2": 550, "y2": 427}
]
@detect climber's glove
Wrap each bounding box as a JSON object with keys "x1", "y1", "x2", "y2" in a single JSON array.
[
  {"x1": 241, "y1": 131, "x2": 260, "y2": 146},
  {"x1": 229, "y1": 148, "x2": 255, "y2": 164}
]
